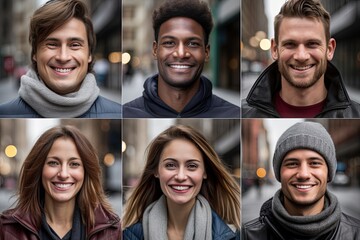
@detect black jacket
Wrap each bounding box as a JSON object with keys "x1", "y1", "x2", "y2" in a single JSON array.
[
  {"x1": 123, "y1": 74, "x2": 240, "y2": 118},
  {"x1": 123, "y1": 210, "x2": 240, "y2": 240},
  {"x1": 242, "y1": 61, "x2": 360, "y2": 118},
  {"x1": 0, "y1": 96, "x2": 122, "y2": 118},
  {"x1": 242, "y1": 198, "x2": 360, "y2": 240}
]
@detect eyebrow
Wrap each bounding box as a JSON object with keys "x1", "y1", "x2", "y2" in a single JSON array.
[
  {"x1": 159, "y1": 35, "x2": 203, "y2": 42},
  {"x1": 47, "y1": 156, "x2": 81, "y2": 161},
  {"x1": 44, "y1": 37, "x2": 86, "y2": 43}
]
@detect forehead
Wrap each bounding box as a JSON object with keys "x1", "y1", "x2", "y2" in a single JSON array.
[
  {"x1": 161, "y1": 138, "x2": 203, "y2": 159},
  {"x1": 158, "y1": 17, "x2": 204, "y2": 39},
  {"x1": 283, "y1": 148, "x2": 325, "y2": 161},
  {"x1": 46, "y1": 18, "x2": 88, "y2": 39},
  {"x1": 278, "y1": 17, "x2": 326, "y2": 41}
]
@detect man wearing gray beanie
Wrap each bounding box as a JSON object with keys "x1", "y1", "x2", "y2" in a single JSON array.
[{"x1": 243, "y1": 121, "x2": 360, "y2": 240}]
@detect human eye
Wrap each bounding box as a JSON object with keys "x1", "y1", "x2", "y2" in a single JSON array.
[
  {"x1": 69, "y1": 42, "x2": 82, "y2": 49},
  {"x1": 161, "y1": 40, "x2": 175, "y2": 47},
  {"x1": 46, "y1": 42, "x2": 58, "y2": 49},
  {"x1": 46, "y1": 160, "x2": 59, "y2": 167},
  {"x1": 187, "y1": 162, "x2": 199, "y2": 170},
  {"x1": 283, "y1": 42, "x2": 296, "y2": 49},
  {"x1": 188, "y1": 41, "x2": 201, "y2": 47},
  {"x1": 69, "y1": 160, "x2": 82, "y2": 168},
  {"x1": 165, "y1": 161, "x2": 176, "y2": 169},
  {"x1": 284, "y1": 161, "x2": 298, "y2": 168},
  {"x1": 309, "y1": 160, "x2": 323, "y2": 167},
  {"x1": 307, "y1": 41, "x2": 320, "y2": 48}
]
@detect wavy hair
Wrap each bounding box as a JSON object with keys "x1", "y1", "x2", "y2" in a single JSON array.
[
  {"x1": 274, "y1": 0, "x2": 331, "y2": 43},
  {"x1": 15, "y1": 125, "x2": 114, "y2": 228},
  {"x1": 123, "y1": 125, "x2": 240, "y2": 229},
  {"x1": 29, "y1": 0, "x2": 96, "y2": 72}
]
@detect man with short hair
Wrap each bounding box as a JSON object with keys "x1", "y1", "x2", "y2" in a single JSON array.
[
  {"x1": 124, "y1": 0, "x2": 240, "y2": 118},
  {"x1": 242, "y1": 0, "x2": 360, "y2": 118},
  {"x1": 0, "y1": 0, "x2": 121, "y2": 118},
  {"x1": 242, "y1": 122, "x2": 360, "y2": 239}
]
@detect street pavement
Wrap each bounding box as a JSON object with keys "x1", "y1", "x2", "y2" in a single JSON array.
[{"x1": 242, "y1": 181, "x2": 360, "y2": 224}]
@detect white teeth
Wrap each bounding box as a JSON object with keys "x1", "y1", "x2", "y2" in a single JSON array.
[
  {"x1": 54, "y1": 183, "x2": 72, "y2": 189},
  {"x1": 293, "y1": 65, "x2": 312, "y2": 71},
  {"x1": 296, "y1": 185, "x2": 312, "y2": 189},
  {"x1": 172, "y1": 186, "x2": 190, "y2": 191},
  {"x1": 55, "y1": 68, "x2": 72, "y2": 73},
  {"x1": 170, "y1": 65, "x2": 190, "y2": 69}
]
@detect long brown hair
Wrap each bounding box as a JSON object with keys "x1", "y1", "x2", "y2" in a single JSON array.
[
  {"x1": 123, "y1": 125, "x2": 240, "y2": 229},
  {"x1": 16, "y1": 125, "x2": 114, "y2": 228},
  {"x1": 29, "y1": 0, "x2": 96, "y2": 72}
]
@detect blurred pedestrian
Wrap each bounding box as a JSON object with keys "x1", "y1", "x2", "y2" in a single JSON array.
[
  {"x1": 122, "y1": 125, "x2": 240, "y2": 239},
  {"x1": 0, "y1": 125, "x2": 121, "y2": 239},
  {"x1": 242, "y1": 0, "x2": 360, "y2": 118},
  {"x1": 123, "y1": 0, "x2": 240, "y2": 118},
  {"x1": 0, "y1": 0, "x2": 121, "y2": 118},
  {"x1": 242, "y1": 122, "x2": 360, "y2": 239}
]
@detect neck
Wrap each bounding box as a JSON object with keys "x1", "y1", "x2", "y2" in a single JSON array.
[
  {"x1": 44, "y1": 197, "x2": 76, "y2": 237},
  {"x1": 166, "y1": 198, "x2": 195, "y2": 239},
  {"x1": 280, "y1": 77, "x2": 327, "y2": 106},
  {"x1": 157, "y1": 78, "x2": 200, "y2": 113},
  {"x1": 284, "y1": 195, "x2": 325, "y2": 216}
]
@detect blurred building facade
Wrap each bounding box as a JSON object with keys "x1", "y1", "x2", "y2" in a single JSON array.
[
  {"x1": 241, "y1": 0, "x2": 269, "y2": 74},
  {"x1": 322, "y1": 0, "x2": 360, "y2": 91}
]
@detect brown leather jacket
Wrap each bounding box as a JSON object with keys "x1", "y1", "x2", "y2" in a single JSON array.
[{"x1": 0, "y1": 204, "x2": 121, "y2": 240}]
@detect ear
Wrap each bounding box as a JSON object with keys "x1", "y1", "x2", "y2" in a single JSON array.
[
  {"x1": 271, "y1": 38, "x2": 278, "y2": 60},
  {"x1": 205, "y1": 44, "x2": 210, "y2": 62},
  {"x1": 326, "y1": 38, "x2": 336, "y2": 61},
  {"x1": 88, "y1": 54, "x2": 92, "y2": 63},
  {"x1": 203, "y1": 172, "x2": 207, "y2": 179},
  {"x1": 152, "y1": 41, "x2": 158, "y2": 60},
  {"x1": 154, "y1": 173, "x2": 159, "y2": 178},
  {"x1": 32, "y1": 54, "x2": 37, "y2": 62}
]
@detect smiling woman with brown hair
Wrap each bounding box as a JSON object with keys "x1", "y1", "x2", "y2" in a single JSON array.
[
  {"x1": 123, "y1": 125, "x2": 240, "y2": 240},
  {"x1": 0, "y1": 125, "x2": 121, "y2": 239}
]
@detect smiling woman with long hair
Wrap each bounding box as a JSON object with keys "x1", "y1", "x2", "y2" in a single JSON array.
[
  {"x1": 0, "y1": 125, "x2": 121, "y2": 239},
  {"x1": 123, "y1": 125, "x2": 240, "y2": 240}
]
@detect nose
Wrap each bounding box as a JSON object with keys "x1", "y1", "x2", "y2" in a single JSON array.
[
  {"x1": 57, "y1": 165, "x2": 69, "y2": 179},
  {"x1": 175, "y1": 167, "x2": 188, "y2": 181},
  {"x1": 296, "y1": 163, "x2": 311, "y2": 180},
  {"x1": 293, "y1": 44, "x2": 310, "y2": 61},
  {"x1": 55, "y1": 45, "x2": 71, "y2": 62},
  {"x1": 173, "y1": 43, "x2": 190, "y2": 59}
]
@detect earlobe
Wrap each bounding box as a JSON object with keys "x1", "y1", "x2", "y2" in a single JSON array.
[
  {"x1": 270, "y1": 38, "x2": 278, "y2": 60},
  {"x1": 88, "y1": 55, "x2": 92, "y2": 63},
  {"x1": 152, "y1": 41, "x2": 158, "y2": 60},
  {"x1": 32, "y1": 55, "x2": 37, "y2": 62}
]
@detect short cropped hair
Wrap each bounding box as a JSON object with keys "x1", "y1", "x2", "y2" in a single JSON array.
[
  {"x1": 29, "y1": 0, "x2": 96, "y2": 72},
  {"x1": 152, "y1": 0, "x2": 214, "y2": 45},
  {"x1": 274, "y1": 0, "x2": 331, "y2": 43}
]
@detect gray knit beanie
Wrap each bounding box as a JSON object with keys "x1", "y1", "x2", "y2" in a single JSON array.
[{"x1": 273, "y1": 122, "x2": 336, "y2": 182}]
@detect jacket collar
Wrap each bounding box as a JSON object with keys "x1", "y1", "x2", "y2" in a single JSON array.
[
  {"x1": 142, "y1": 74, "x2": 213, "y2": 117},
  {"x1": 246, "y1": 61, "x2": 352, "y2": 116}
]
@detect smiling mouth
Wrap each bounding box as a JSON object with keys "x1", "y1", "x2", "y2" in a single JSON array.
[
  {"x1": 53, "y1": 183, "x2": 74, "y2": 189},
  {"x1": 171, "y1": 185, "x2": 191, "y2": 191},
  {"x1": 52, "y1": 67, "x2": 75, "y2": 73},
  {"x1": 168, "y1": 64, "x2": 192, "y2": 69},
  {"x1": 290, "y1": 64, "x2": 314, "y2": 71}
]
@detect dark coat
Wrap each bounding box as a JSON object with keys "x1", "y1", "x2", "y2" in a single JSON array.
[
  {"x1": 0, "y1": 205, "x2": 121, "y2": 240},
  {"x1": 242, "y1": 198, "x2": 360, "y2": 240},
  {"x1": 123, "y1": 74, "x2": 240, "y2": 118},
  {"x1": 0, "y1": 96, "x2": 122, "y2": 118},
  {"x1": 123, "y1": 210, "x2": 240, "y2": 240},
  {"x1": 242, "y1": 61, "x2": 360, "y2": 118}
]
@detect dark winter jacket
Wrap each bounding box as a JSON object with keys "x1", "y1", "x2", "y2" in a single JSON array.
[
  {"x1": 123, "y1": 74, "x2": 240, "y2": 118},
  {"x1": 242, "y1": 61, "x2": 360, "y2": 118},
  {"x1": 0, "y1": 205, "x2": 121, "y2": 240},
  {"x1": 242, "y1": 198, "x2": 360, "y2": 240},
  {"x1": 0, "y1": 96, "x2": 122, "y2": 118},
  {"x1": 123, "y1": 210, "x2": 240, "y2": 240}
]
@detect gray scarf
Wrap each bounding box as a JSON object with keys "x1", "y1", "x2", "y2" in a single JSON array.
[
  {"x1": 19, "y1": 69, "x2": 100, "y2": 117},
  {"x1": 142, "y1": 195, "x2": 212, "y2": 240},
  {"x1": 272, "y1": 189, "x2": 341, "y2": 237}
]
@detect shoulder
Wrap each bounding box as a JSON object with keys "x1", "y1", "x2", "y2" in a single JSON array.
[
  {"x1": 206, "y1": 95, "x2": 240, "y2": 118},
  {"x1": 0, "y1": 97, "x2": 41, "y2": 118},
  {"x1": 85, "y1": 96, "x2": 122, "y2": 118},
  {"x1": 123, "y1": 97, "x2": 154, "y2": 118},
  {"x1": 340, "y1": 212, "x2": 360, "y2": 229},
  {"x1": 242, "y1": 217, "x2": 269, "y2": 240},
  {"x1": 123, "y1": 222, "x2": 144, "y2": 240},
  {"x1": 211, "y1": 211, "x2": 239, "y2": 240}
]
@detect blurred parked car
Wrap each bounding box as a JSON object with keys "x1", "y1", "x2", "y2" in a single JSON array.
[{"x1": 332, "y1": 172, "x2": 350, "y2": 186}]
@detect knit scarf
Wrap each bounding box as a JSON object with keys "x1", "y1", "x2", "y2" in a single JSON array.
[
  {"x1": 19, "y1": 69, "x2": 100, "y2": 117},
  {"x1": 272, "y1": 189, "x2": 341, "y2": 237},
  {"x1": 142, "y1": 195, "x2": 212, "y2": 240}
]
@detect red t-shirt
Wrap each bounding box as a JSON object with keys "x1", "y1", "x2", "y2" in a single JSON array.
[{"x1": 275, "y1": 92, "x2": 326, "y2": 118}]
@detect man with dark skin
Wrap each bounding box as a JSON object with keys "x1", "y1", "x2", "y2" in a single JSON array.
[{"x1": 124, "y1": 0, "x2": 240, "y2": 118}]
